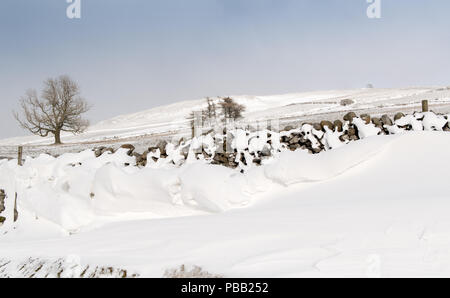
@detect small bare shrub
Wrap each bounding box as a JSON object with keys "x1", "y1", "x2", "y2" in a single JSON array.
[
  {"x1": 340, "y1": 99, "x2": 355, "y2": 106},
  {"x1": 163, "y1": 264, "x2": 223, "y2": 278}
]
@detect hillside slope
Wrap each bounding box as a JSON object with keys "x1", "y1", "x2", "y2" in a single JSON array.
[{"x1": 2, "y1": 87, "x2": 450, "y2": 148}]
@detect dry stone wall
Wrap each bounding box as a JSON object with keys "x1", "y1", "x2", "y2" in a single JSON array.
[{"x1": 92, "y1": 111, "x2": 450, "y2": 171}]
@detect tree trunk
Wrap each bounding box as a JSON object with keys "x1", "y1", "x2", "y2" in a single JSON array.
[{"x1": 54, "y1": 130, "x2": 62, "y2": 145}]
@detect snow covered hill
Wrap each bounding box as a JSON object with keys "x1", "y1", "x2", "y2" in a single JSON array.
[
  {"x1": 1, "y1": 132, "x2": 450, "y2": 277},
  {"x1": 2, "y1": 87, "x2": 450, "y2": 149}
]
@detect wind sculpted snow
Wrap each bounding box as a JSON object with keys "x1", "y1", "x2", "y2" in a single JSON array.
[
  {"x1": 1, "y1": 132, "x2": 450, "y2": 277},
  {"x1": 0, "y1": 134, "x2": 397, "y2": 231}
]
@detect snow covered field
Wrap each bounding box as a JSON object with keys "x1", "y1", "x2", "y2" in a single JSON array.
[
  {"x1": 1, "y1": 132, "x2": 450, "y2": 277},
  {"x1": 2, "y1": 87, "x2": 450, "y2": 159}
]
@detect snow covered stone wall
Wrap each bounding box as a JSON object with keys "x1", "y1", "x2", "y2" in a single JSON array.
[{"x1": 91, "y1": 111, "x2": 450, "y2": 172}]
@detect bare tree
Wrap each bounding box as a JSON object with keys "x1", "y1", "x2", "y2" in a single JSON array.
[
  {"x1": 186, "y1": 97, "x2": 246, "y2": 137},
  {"x1": 203, "y1": 97, "x2": 217, "y2": 121},
  {"x1": 219, "y1": 97, "x2": 245, "y2": 123},
  {"x1": 201, "y1": 97, "x2": 219, "y2": 128},
  {"x1": 13, "y1": 75, "x2": 90, "y2": 145},
  {"x1": 186, "y1": 111, "x2": 196, "y2": 138},
  {"x1": 186, "y1": 110, "x2": 204, "y2": 138}
]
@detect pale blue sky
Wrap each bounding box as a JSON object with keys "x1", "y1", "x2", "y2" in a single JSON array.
[{"x1": 1, "y1": 0, "x2": 449, "y2": 138}]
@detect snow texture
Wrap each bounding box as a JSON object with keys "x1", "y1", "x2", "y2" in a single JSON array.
[{"x1": 1, "y1": 132, "x2": 450, "y2": 277}]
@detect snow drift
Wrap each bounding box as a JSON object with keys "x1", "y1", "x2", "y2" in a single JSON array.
[
  {"x1": 1, "y1": 132, "x2": 450, "y2": 277},
  {"x1": 0, "y1": 132, "x2": 402, "y2": 231}
]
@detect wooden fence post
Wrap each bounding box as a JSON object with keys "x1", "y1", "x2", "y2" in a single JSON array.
[
  {"x1": 18, "y1": 146, "x2": 23, "y2": 166},
  {"x1": 15, "y1": 146, "x2": 23, "y2": 222},
  {"x1": 422, "y1": 100, "x2": 429, "y2": 112},
  {"x1": 14, "y1": 193, "x2": 18, "y2": 222},
  {"x1": 0, "y1": 189, "x2": 5, "y2": 224}
]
